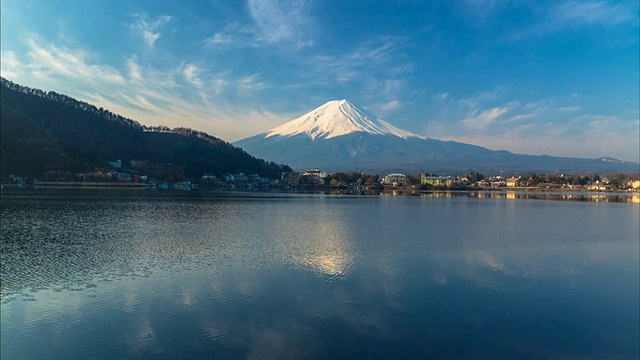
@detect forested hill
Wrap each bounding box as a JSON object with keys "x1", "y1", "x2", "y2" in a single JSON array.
[{"x1": 0, "y1": 77, "x2": 291, "y2": 179}]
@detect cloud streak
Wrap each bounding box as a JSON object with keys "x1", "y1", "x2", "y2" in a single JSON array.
[
  {"x1": 183, "y1": 63, "x2": 204, "y2": 89},
  {"x1": 376, "y1": 100, "x2": 403, "y2": 114},
  {"x1": 24, "y1": 38, "x2": 125, "y2": 84},
  {"x1": 202, "y1": 23, "x2": 256, "y2": 48},
  {"x1": 504, "y1": 0, "x2": 638, "y2": 42},
  {"x1": 426, "y1": 90, "x2": 639, "y2": 161},
  {"x1": 552, "y1": 1, "x2": 636, "y2": 27},
  {"x1": 0, "y1": 51, "x2": 20, "y2": 79},
  {"x1": 461, "y1": 105, "x2": 512, "y2": 133},
  {"x1": 131, "y1": 15, "x2": 172, "y2": 47},
  {"x1": 434, "y1": 92, "x2": 449, "y2": 101},
  {"x1": 3, "y1": 37, "x2": 286, "y2": 142},
  {"x1": 304, "y1": 36, "x2": 412, "y2": 86},
  {"x1": 246, "y1": 0, "x2": 315, "y2": 48}
]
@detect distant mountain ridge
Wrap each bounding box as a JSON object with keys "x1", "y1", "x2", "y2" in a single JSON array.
[
  {"x1": 235, "y1": 100, "x2": 639, "y2": 174},
  {"x1": 0, "y1": 77, "x2": 291, "y2": 178}
]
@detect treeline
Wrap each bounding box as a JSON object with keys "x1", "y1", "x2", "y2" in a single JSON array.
[
  {"x1": 516, "y1": 173, "x2": 635, "y2": 187},
  {"x1": 324, "y1": 172, "x2": 380, "y2": 187},
  {"x1": 0, "y1": 77, "x2": 291, "y2": 179},
  {"x1": 0, "y1": 77, "x2": 142, "y2": 130}
]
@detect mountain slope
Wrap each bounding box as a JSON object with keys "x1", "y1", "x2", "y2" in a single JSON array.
[
  {"x1": 265, "y1": 99, "x2": 421, "y2": 140},
  {"x1": 0, "y1": 78, "x2": 291, "y2": 178},
  {"x1": 235, "y1": 100, "x2": 639, "y2": 174}
]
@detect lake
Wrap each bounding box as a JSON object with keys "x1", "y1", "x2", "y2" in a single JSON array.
[{"x1": 1, "y1": 191, "x2": 638, "y2": 359}]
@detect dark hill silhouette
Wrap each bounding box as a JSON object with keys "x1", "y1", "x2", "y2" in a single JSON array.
[{"x1": 0, "y1": 77, "x2": 291, "y2": 179}]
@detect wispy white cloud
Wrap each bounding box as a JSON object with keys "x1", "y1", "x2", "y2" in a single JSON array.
[
  {"x1": 500, "y1": 113, "x2": 537, "y2": 124},
  {"x1": 383, "y1": 79, "x2": 404, "y2": 96},
  {"x1": 208, "y1": 78, "x2": 227, "y2": 95},
  {"x1": 426, "y1": 89, "x2": 639, "y2": 161},
  {"x1": 201, "y1": 17, "x2": 412, "y2": 106},
  {"x1": 552, "y1": 1, "x2": 636, "y2": 27},
  {"x1": 455, "y1": 1, "x2": 639, "y2": 44},
  {"x1": 348, "y1": 38, "x2": 397, "y2": 63},
  {"x1": 441, "y1": 115, "x2": 639, "y2": 161},
  {"x1": 504, "y1": 1, "x2": 638, "y2": 42},
  {"x1": 238, "y1": 73, "x2": 267, "y2": 92},
  {"x1": 144, "y1": 32, "x2": 160, "y2": 47},
  {"x1": 559, "y1": 106, "x2": 581, "y2": 112},
  {"x1": 305, "y1": 36, "x2": 411, "y2": 86},
  {"x1": 24, "y1": 38, "x2": 125, "y2": 84},
  {"x1": 202, "y1": 9, "x2": 316, "y2": 50},
  {"x1": 246, "y1": 0, "x2": 316, "y2": 47},
  {"x1": 459, "y1": 86, "x2": 509, "y2": 109},
  {"x1": 456, "y1": 0, "x2": 515, "y2": 24},
  {"x1": 126, "y1": 58, "x2": 144, "y2": 82},
  {"x1": 204, "y1": 32, "x2": 234, "y2": 46},
  {"x1": 0, "y1": 51, "x2": 20, "y2": 79},
  {"x1": 131, "y1": 14, "x2": 172, "y2": 47},
  {"x1": 461, "y1": 105, "x2": 513, "y2": 133},
  {"x1": 379, "y1": 100, "x2": 401, "y2": 113},
  {"x1": 4, "y1": 37, "x2": 283, "y2": 142},
  {"x1": 365, "y1": 98, "x2": 412, "y2": 118},
  {"x1": 183, "y1": 63, "x2": 204, "y2": 89},
  {"x1": 202, "y1": 23, "x2": 256, "y2": 48},
  {"x1": 434, "y1": 92, "x2": 449, "y2": 101}
]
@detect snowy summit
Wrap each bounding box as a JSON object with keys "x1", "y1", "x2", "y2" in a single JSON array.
[{"x1": 265, "y1": 99, "x2": 423, "y2": 141}]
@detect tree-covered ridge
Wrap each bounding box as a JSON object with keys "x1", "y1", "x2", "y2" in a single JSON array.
[
  {"x1": 0, "y1": 77, "x2": 142, "y2": 130},
  {"x1": 171, "y1": 127, "x2": 230, "y2": 148},
  {"x1": 0, "y1": 77, "x2": 292, "y2": 179}
]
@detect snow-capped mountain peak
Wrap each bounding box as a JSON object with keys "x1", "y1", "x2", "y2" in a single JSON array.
[{"x1": 264, "y1": 99, "x2": 423, "y2": 140}]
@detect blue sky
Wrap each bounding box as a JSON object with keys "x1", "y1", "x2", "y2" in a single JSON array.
[{"x1": 1, "y1": 0, "x2": 638, "y2": 161}]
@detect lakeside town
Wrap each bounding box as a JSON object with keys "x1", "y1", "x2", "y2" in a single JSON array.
[{"x1": 2, "y1": 158, "x2": 639, "y2": 194}]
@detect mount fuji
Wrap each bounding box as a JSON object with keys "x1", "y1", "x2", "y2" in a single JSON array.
[
  {"x1": 264, "y1": 99, "x2": 421, "y2": 141},
  {"x1": 234, "y1": 100, "x2": 638, "y2": 174}
]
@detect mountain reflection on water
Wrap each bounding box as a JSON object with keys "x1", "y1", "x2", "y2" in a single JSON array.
[{"x1": 1, "y1": 191, "x2": 638, "y2": 359}]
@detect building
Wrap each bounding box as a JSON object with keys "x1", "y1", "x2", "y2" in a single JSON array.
[
  {"x1": 506, "y1": 176, "x2": 521, "y2": 187},
  {"x1": 628, "y1": 180, "x2": 640, "y2": 189},
  {"x1": 488, "y1": 176, "x2": 506, "y2": 187},
  {"x1": 303, "y1": 169, "x2": 321, "y2": 177},
  {"x1": 303, "y1": 169, "x2": 328, "y2": 178},
  {"x1": 383, "y1": 173, "x2": 407, "y2": 186},
  {"x1": 301, "y1": 169, "x2": 326, "y2": 186},
  {"x1": 589, "y1": 180, "x2": 607, "y2": 191},
  {"x1": 421, "y1": 174, "x2": 453, "y2": 187},
  {"x1": 108, "y1": 160, "x2": 122, "y2": 169},
  {"x1": 227, "y1": 173, "x2": 249, "y2": 188}
]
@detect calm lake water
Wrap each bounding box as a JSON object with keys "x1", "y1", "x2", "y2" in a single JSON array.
[{"x1": 1, "y1": 191, "x2": 639, "y2": 359}]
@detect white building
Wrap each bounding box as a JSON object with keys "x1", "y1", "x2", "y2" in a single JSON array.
[{"x1": 383, "y1": 173, "x2": 407, "y2": 186}]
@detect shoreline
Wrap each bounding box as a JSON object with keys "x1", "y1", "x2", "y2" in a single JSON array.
[{"x1": 31, "y1": 181, "x2": 149, "y2": 189}]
